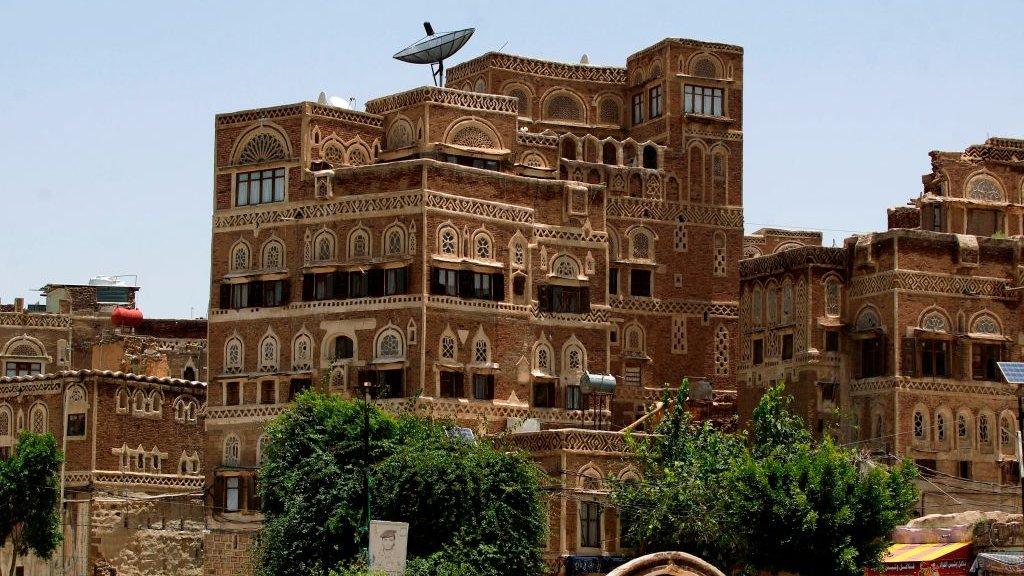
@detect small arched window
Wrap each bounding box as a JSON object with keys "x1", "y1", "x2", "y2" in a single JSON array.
[
  {"x1": 440, "y1": 334, "x2": 457, "y2": 360},
  {"x1": 314, "y1": 231, "x2": 335, "y2": 262},
  {"x1": 225, "y1": 336, "x2": 244, "y2": 372},
  {"x1": 979, "y1": 414, "x2": 991, "y2": 444},
  {"x1": 375, "y1": 329, "x2": 403, "y2": 360},
  {"x1": 262, "y1": 240, "x2": 284, "y2": 269},
  {"x1": 259, "y1": 336, "x2": 279, "y2": 372},
  {"x1": 258, "y1": 434, "x2": 270, "y2": 465},
  {"x1": 183, "y1": 365, "x2": 196, "y2": 381},
  {"x1": 223, "y1": 435, "x2": 240, "y2": 467},
  {"x1": 475, "y1": 233, "x2": 492, "y2": 260},
  {"x1": 385, "y1": 227, "x2": 404, "y2": 256},
  {"x1": 29, "y1": 404, "x2": 47, "y2": 434},
  {"x1": 231, "y1": 243, "x2": 250, "y2": 271},
  {"x1": 292, "y1": 333, "x2": 312, "y2": 370},
  {"x1": 349, "y1": 229, "x2": 370, "y2": 258},
  {"x1": 913, "y1": 410, "x2": 925, "y2": 439},
  {"x1": 965, "y1": 175, "x2": 1004, "y2": 202},
  {"x1": 1001, "y1": 414, "x2": 1014, "y2": 451},
  {"x1": 473, "y1": 337, "x2": 490, "y2": 364},
  {"x1": 630, "y1": 230, "x2": 652, "y2": 260},
  {"x1": 552, "y1": 255, "x2": 581, "y2": 279},
  {"x1": 781, "y1": 283, "x2": 793, "y2": 323},
  {"x1": 824, "y1": 278, "x2": 841, "y2": 317},
  {"x1": 936, "y1": 412, "x2": 947, "y2": 443},
  {"x1": 535, "y1": 343, "x2": 553, "y2": 373},
  {"x1": 957, "y1": 412, "x2": 971, "y2": 447},
  {"x1": 564, "y1": 344, "x2": 585, "y2": 373},
  {"x1": 752, "y1": 285, "x2": 763, "y2": 324},
  {"x1": 439, "y1": 226, "x2": 459, "y2": 256},
  {"x1": 334, "y1": 336, "x2": 354, "y2": 361}
]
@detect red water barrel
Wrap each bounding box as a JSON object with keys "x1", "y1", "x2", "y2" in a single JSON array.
[{"x1": 111, "y1": 306, "x2": 143, "y2": 328}]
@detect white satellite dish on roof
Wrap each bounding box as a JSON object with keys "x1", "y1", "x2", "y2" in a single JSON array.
[{"x1": 317, "y1": 91, "x2": 353, "y2": 110}]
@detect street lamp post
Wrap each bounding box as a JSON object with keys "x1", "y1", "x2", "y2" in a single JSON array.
[{"x1": 361, "y1": 380, "x2": 374, "y2": 558}]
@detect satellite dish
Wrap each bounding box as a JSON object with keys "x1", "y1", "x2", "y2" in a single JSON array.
[
  {"x1": 317, "y1": 91, "x2": 353, "y2": 110},
  {"x1": 393, "y1": 22, "x2": 475, "y2": 87}
]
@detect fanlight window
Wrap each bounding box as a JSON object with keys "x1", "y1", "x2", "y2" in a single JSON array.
[
  {"x1": 552, "y1": 255, "x2": 580, "y2": 279},
  {"x1": 966, "y1": 176, "x2": 1003, "y2": 202},
  {"x1": 546, "y1": 93, "x2": 584, "y2": 122},
  {"x1": 856, "y1": 309, "x2": 881, "y2": 331},
  {"x1": 263, "y1": 241, "x2": 283, "y2": 269},
  {"x1": 972, "y1": 314, "x2": 1000, "y2": 334},
  {"x1": 535, "y1": 345, "x2": 552, "y2": 372},
  {"x1": 921, "y1": 311, "x2": 949, "y2": 332},
  {"x1": 473, "y1": 338, "x2": 489, "y2": 364},
  {"x1": 239, "y1": 133, "x2": 287, "y2": 165},
  {"x1": 376, "y1": 330, "x2": 403, "y2": 360}
]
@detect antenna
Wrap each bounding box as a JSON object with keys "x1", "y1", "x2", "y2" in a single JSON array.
[{"x1": 393, "y1": 22, "x2": 475, "y2": 87}]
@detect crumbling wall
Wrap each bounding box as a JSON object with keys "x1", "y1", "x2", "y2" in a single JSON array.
[{"x1": 90, "y1": 495, "x2": 204, "y2": 576}]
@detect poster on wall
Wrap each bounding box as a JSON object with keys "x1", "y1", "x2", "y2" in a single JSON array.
[{"x1": 369, "y1": 520, "x2": 409, "y2": 575}]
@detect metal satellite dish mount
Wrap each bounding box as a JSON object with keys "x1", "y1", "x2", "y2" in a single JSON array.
[{"x1": 393, "y1": 22, "x2": 475, "y2": 87}]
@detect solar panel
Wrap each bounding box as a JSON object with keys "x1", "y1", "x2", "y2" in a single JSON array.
[{"x1": 997, "y1": 362, "x2": 1024, "y2": 384}]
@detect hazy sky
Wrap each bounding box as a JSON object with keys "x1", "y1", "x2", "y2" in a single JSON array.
[{"x1": 2, "y1": 1, "x2": 1022, "y2": 317}]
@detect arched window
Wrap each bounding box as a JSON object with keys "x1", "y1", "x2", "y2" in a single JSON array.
[
  {"x1": 0, "y1": 404, "x2": 12, "y2": 445},
  {"x1": 231, "y1": 243, "x2": 250, "y2": 271},
  {"x1": 30, "y1": 404, "x2": 47, "y2": 434},
  {"x1": 225, "y1": 336, "x2": 243, "y2": 372},
  {"x1": 1001, "y1": 413, "x2": 1015, "y2": 451},
  {"x1": 438, "y1": 226, "x2": 459, "y2": 256},
  {"x1": 148, "y1": 390, "x2": 162, "y2": 414},
  {"x1": 936, "y1": 412, "x2": 948, "y2": 444},
  {"x1": 334, "y1": 336, "x2": 354, "y2": 361},
  {"x1": 965, "y1": 174, "x2": 1004, "y2": 202},
  {"x1": 313, "y1": 231, "x2": 335, "y2": 262},
  {"x1": 238, "y1": 132, "x2": 286, "y2": 165},
  {"x1": 535, "y1": 343, "x2": 553, "y2": 374},
  {"x1": 322, "y1": 142, "x2": 344, "y2": 165},
  {"x1": 223, "y1": 435, "x2": 240, "y2": 467},
  {"x1": 630, "y1": 229, "x2": 653, "y2": 260},
  {"x1": 511, "y1": 240, "x2": 526, "y2": 268},
  {"x1": 545, "y1": 91, "x2": 585, "y2": 122},
  {"x1": 116, "y1": 388, "x2": 129, "y2": 412},
  {"x1": 855, "y1": 309, "x2": 881, "y2": 331},
  {"x1": 349, "y1": 228, "x2": 370, "y2": 258},
  {"x1": 913, "y1": 410, "x2": 925, "y2": 439},
  {"x1": 262, "y1": 240, "x2": 285, "y2": 269},
  {"x1": 182, "y1": 365, "x2": 197, "y2": 381},
  {"x1": 979, "y1": 413, "x2": 992, "y2": 445},
  {"x1": 384, "y1": 227, "x2": 405, "y2": 256},
  {"x1": 564, "y1": 344, "x2": 585, "y2": 374},
  {"x1": 602, "y1": 141, "x2": 618, "y2": 165},
  {"x1": 642, "y1": 145, "x2": 658, "y2": 170},
  {"x1": 921, "y1": 310, "x2": 949, "y2": 333},
  {"x1": 692, "y1": 57, "x2": 718, "y2": 78},
  {"x1": 375, "y1": 328, "x2": 404, "y2": 360},
  {"x1": 688, "y1": 146, "x2": 705, "y2": 202},
  {"x1": 623, "y1": 324, "x2": 645, "y2": 356},
  {"x1": 714, "y1": 326, "x2": 729, "y2": 376},
  {"x1": 473, "y1": 335, "x2": 490, "y2": 364},
  {"x1": 711, "y1": 149, "x2": 727, "y2": 204},
  {"x1": 133, "y1": 390, "x2": 146, "y2": 412},
  {"x1": 439, "y1": 333, "x2": 457, "y2": 360},
  {"x1": 972, "y1": 313, "x2": 1000, "y2": 335},
  {"x1": 552, "y1": 255, "x2": 581, "y2": 279},
  {"x1": 824, "y1": 278, "x2": 841, "y2": 317},
  {"x1": 474, "y1": 232, "x2": 492, "y2": 260},
  {"x1": 781, "y1": 282, "x2": 793, "y2": 323},
  {"x1": 292, "y1": 333, "x2": 312, "y2": 371},
  {"x1": 598, "y1": 98, "x2": 620, "y2": 125},
  {"x1": 766, "y1": 285, "x2": 779, "y2": 325},
  {"x1": 508, "y1": 88, "x2": 531, "y2": 116},
  {"x1": 956, "y1": 411, "x2": 972, "y2": 448},
  {"x1": 259, "y1": 335, "x2": 279, "y2": 372}
]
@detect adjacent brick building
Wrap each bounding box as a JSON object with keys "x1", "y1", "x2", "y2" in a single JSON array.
[
  {"x1": 0, "y1": 370, "x2": 205, "y2": 576},
  {"x1": 204, "y1": 37, "x2": 744, "y2": 575},
  {"x1": 739, "y1": 137, "x2": 1024, "y2": 514}
]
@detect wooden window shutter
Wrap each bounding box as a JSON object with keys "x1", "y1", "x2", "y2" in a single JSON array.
[
  {"x1": 335, "y1": 271, "x2": 350, "y2": 300},
  {"x1": 302, "y1": 274, "x2": 314, "y2": 301},
  {"x1": 369, "y1": 269, "x2": 385, "y2": 297},
  {"x1": 248, "y1": 281, "x2": 263, "y2": 308},
  {"x1": 580, "y1": 286, "x2": 591, "y2": 311},
  {"x1": 219, "y1": 284, "x2": 231, "y2": 309},
  {"x1": 247, "y1": 474, "x2": 260, "y2": 514},
  {"x1": 492, "y1": 273, "x2": 505, "y2": 301},
  {"x1": 458, "y1": 270, "x2": 473, "y2": 298},
  {"x1": 537, "y1": 284, "x2": 551, "y2": 312},
  {"x1": 213, "y1": 475, "x2": 225, "y2": 512},
  {"x1": 280, "y1": 279, "x2": 291, "y2": 305},
  {"x1": 901, "y1": 338, "x2": 917, "y2": 377}
]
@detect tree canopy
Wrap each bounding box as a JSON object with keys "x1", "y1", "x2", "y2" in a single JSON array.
[
  {"x1": 614, "y1": 383, "x2": 918, "y2": 576},
  {"x1": 256, "y1": 392, "x2": 548, "y2": 576},
  {"x1": 0, "y1": 431, "x2": 64, "y2": 576}
]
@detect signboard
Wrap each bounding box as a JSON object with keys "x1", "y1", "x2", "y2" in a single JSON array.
[{"x1": 369, "y1": 520, "x2": 409, "y2": 575}]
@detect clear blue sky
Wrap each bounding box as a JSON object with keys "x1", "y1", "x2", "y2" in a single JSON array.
[{"x1": 2, "y1": 1, "x2": 1022, "y2": 317}]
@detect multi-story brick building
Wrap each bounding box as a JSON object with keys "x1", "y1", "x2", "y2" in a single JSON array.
[
  {"x1": 1, "y1": 277, "x2": 207, "y2": 381},
  {"x1": 0, "y1": 370, "x2": 205, "y2": 576},
  {"x1": 204, "y1": 37, "x2": 744, "y2": 575},
  {"x1": 739, "y1": 137, "x2": 1024, "y2": 514}
]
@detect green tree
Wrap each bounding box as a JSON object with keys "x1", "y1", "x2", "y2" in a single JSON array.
[
  {"x1": 0, "y1": 431, "x2": 64, "y2": 576},
  {"x1": 614, "y1": 382, "x2": 918, "y2": 576},
  {"x1": 256, "y1": 392, "x2": 547, "y2": 576}
]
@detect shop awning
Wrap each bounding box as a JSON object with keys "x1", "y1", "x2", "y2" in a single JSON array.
[
  {"x1": 865, "y1": 542, "x2": 972, "y2": 575},
  {"x1": 884, "y1": 542, "x2": 970, "y2": 563}
]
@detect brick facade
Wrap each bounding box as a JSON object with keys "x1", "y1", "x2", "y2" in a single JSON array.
[{"x1": 739, "y1": 138, "x2": 1024, "y2": 514}]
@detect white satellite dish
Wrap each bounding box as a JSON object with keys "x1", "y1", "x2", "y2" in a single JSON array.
[{"x1": 317, "y1": 91, "x2": 353, "y2": 110}]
